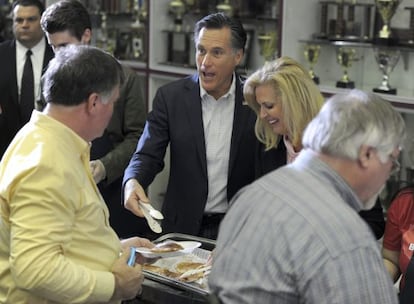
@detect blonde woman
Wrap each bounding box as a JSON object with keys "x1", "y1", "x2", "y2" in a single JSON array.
[
  {"x1": 245, "y1": 56, "x2": 324, "y2": 165},
  {"x1": 246, "y1": 57, "x2": 385, "y2": 239}
]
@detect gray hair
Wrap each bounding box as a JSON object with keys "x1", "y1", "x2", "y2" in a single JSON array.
[{"x1": 303, "y1": 89, "x2": 406, "y2": 162}]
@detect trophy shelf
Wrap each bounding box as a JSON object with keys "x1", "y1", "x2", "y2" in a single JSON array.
[
  {"x1": 149, "y1": 0, "x2": 282, "y2": 77},
  {"x1": 300, "y1": 38, "x2": 414, "y2": 54},
  {"x1": 282, "y1": 0, "x2": 414, "y2": 112},
  {"x1": 120, "y1": 60, "x2": 147, "y2": 70},
  {"x1": 320, "y1": 84, "x2": 414, "y2": 114},
  {"x1": 299, "y1": 38, "x2": 414, "y2": 112}
]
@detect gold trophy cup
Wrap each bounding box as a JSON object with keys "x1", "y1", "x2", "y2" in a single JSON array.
[
  {"x1": 216, "y1": 0, "x2": 233, "y2": 17},
  {"x1": 169, "y1": 0, "x2": 186, "y2": 32},
  {"x1": 373, "y1": 47, "x2": 400, "y2": 94},
  {"x1": 304, "y1": 44, "x2": 321, "y2": 84},
  {"x1": 336, "y1": 47, "x2": 356, "y2": 88},
  {"x1": 375, "y1": 0, "x2": 401, "y2": 43},
  {"x1": 258, "y1": 31, "x2": 277, "y2": 62}
]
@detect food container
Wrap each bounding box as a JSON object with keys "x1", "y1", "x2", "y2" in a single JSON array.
[{"x1": 137, "y1": 233, "x2": 216, "y2": 304}]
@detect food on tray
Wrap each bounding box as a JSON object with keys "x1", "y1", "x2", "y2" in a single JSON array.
[
  {"x1": 142, "y1": 242, "x2": 210, "y2": 291},
  {"x1": 143, "y1": 264, "x2": 180, "y2": 278},
  {"x1": 174, "y1": 261, "x2": 205, "y2": 273},
  {"x1": 143, "y1": 260, "x2": 210, "y2": 283},
  {"x1": 150, "y1": 241, "x2": 184, "y2": 253},
  {"x1": 179, "y1": 271, "x2": 205, "y2": 282},
  {"x1": 175, "y1": 262, "x2": 210, "y2": 283}
]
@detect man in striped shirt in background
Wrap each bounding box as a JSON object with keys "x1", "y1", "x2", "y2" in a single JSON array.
[{"x1": 209, "y1": 89, "x2": 404, "y2": 304}]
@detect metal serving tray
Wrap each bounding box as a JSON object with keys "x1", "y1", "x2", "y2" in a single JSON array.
[{"x1": 142, "y1": 233, "x2": 216, "y2": 296}]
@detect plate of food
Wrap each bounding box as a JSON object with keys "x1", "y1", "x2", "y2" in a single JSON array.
[{"x1": 136, "y1": 240, "x2": 202, "y2": 258}]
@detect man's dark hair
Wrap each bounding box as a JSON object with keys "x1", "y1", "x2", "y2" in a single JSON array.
[
  {"x1": 194, "y1": 12, "x2": 247, "y2": 52},
  {"x1": 12, "y1": 0, "x2": 45, "y2": 15},
  {"x1": 40, "y1": 0, "x2": 91, "y2": 41},
  {"x1": 42, "y1": 45, "x2": 124, "y2": 106}
]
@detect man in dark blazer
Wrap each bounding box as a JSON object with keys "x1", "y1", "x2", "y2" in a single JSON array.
[
  {"x1": 0, "y1": 0, "x2": 54, "y2": 160},
  {"x1": 123, "y1": 13, "x2": 279, "y2": 239}
]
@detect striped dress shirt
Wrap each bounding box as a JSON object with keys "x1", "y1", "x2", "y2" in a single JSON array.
[{"x1": 209, "y1": 149, "x2": 398, "y2": 304}]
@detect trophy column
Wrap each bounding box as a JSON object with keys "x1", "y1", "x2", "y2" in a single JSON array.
[
  {"x1": 315, "y1": 1, "x2": 375, "y2": 42},
  {"x1": 319, "y1": 2, "x2": 329, "y2": 39}
]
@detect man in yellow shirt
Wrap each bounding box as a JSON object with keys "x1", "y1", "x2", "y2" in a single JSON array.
[{"x1": 0, "y1": 45, "x2": 152, "y2": 303}]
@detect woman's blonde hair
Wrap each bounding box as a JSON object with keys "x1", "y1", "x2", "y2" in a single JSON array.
[{"x1": 243, "y1": 56, "x2": 324, "y2": 150}]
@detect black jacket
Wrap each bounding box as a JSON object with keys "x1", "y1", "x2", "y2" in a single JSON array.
[
  {"x1": 0, "y1": 39, "x2": 54, "y2": 160},
  {"x1": 124, "y1": 74, "x2": 261, "y2": 235}
]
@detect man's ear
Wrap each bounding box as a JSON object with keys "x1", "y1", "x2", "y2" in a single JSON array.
[
  {"x1": 234, "y1": 49, "x2": 243, "y2": 66},
  {"x1": 86, "y1": 93, "x2": 99, "y2": 113},
  {"x1": 358, "y1": 145, "x2": 373, "y2": 170},
  {"x1": 81, "y1": 28, "x2": 92, "y2": 45}
]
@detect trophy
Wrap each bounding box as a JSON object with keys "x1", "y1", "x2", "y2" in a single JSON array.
[
  {"x1": 169, "y1": 0, "x2": 186, "y2": 32},
  {"x1": 336, "y1": 47, "x2": 356, "y2": 88},
  {"x1": 375, "y1": 0, "x2": 401, "y2": 43},
  {"x1": 129, "y1": 0, "x2": 147, "y2": 60},
  {"x1": 304, "y1": 44, "x2": 321, "y2": 84},
  {"x1": 372, "y1": 47, "x2": 400, "y2": 95},
  {"x1": 165, "y1": 0, "x2": 191, "y2": 65},
  {"x1": 315, "y1": 1, "x2": 375, "y2": 41},
  {"x1": 216, "y1": 0, "x2": 233, "y2": 17},
  {"x1": 258, "y1": 31, "x2": 278, "y2": 62},
  {"x1": 95, "y1": 12, "x2": 115, "y2": 54}
]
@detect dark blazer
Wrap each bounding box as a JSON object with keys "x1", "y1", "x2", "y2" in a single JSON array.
[
  {"x1": 0, "y1": 39, "x2": 54, "y2": 159},
  {"x1": 254, "y1": 140, "x2": 286, "y2": 178},
  {"x1": 124, "y1": 74, "x2": 262, "y2": 235}
]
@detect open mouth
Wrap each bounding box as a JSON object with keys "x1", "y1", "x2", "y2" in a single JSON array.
[{"x1": 202, "y1": 71, "x2": 215, "y2": 80}]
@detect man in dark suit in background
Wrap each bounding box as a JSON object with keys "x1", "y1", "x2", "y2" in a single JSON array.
[
  {"x1": 123, "y1": 12, "x2": 268, "y2": 239},
  {"x1": 0, "y1": 0, "x2": 54, "y2": 160}
]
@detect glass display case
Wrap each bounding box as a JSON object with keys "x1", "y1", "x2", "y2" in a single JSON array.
[{"x1": 282, "y1": 0, "x2": 414, "y2": 207}]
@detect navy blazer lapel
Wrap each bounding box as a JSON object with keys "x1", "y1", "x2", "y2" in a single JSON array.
[{"x1": 184, "y1": 74, "x2": 208, "y2": 177}]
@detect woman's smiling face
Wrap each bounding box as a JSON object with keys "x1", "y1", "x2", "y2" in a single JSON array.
[{"x1": 255, "y1": 84, "x2": 287, "y2": 136}]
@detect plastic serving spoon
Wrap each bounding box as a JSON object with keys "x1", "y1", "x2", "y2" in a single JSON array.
[
  {"x1": 139, "y1": 200, "x2": 164, "y2": 220},
  {"x1": 140, "y1": 202, "x2": 162, "y2": 233}
]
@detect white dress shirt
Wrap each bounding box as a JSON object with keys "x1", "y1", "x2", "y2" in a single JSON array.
[
  {"x1": 16, "y1": 37, "x2": 47, "y2": 103},
  {"x1": 200, "y1": 74, "x2": 236, "y2": 213}
]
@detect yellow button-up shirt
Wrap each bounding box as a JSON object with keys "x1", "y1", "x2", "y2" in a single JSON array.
[{"x1": 0, "y1": 111, "x2": 121, "y2": 303}]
